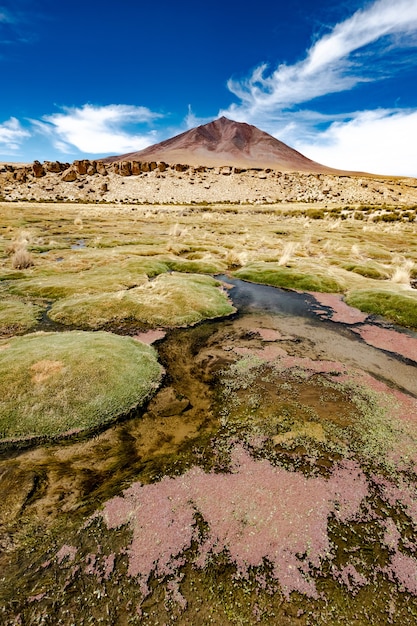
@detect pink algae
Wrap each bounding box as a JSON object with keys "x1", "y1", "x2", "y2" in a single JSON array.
[
  {"x1": 310, "y1": 293, "x2": 368, "y2": 324},
  {"x1": 101, "y1": 445, "x2": 369, "y2": 599},
  {"x1": 335, "y1": 565, "x2": 368, "y2": 594},
  {"x1": 253, "y1": 328, "x2": 288, "y2": 341},
  {"x1": 352, "y1": 324, "x2": 417, "y2": 363},
  {"x1": 388, "y1": 553, "x2": 417, "y2": 595},
  {"x1": 56, "y1": 544, "x2": 77, "y2": 565},
  {"x1": 234, "y1": 345, "x2": 288, "y2": 361},
  {"x1": 133, "y1": 329, "x2": 166, "y2": 345}
]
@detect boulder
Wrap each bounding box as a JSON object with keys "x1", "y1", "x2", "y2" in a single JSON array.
[
  {"x1": 149, "y1": 161, "x2": 158, "y2": 171},
  {"x1": 73, "y1": 160, "x2": 89, "y2": 175},
  {"x1": 175, "y1": 164, "x2": 189, "y2": 172},
  {"x1": 44, "y1": 161, "x2": 62, "y2": 173},
  {"x1": 32, "y1": 161, "x2": 45, "y2": 178},
  {"x1": 158, "y1": 162, "x2": 168, "y2": 172},
  {"x1": 119, "y1": 161, "x2": 132, "y2": 176},
  {"x1": 61, "y1": 167, "x2": 78, "y2": 182},
  {"x1": 96, "y1": 161, "x2": 107, "y2": 176},
  {"x1": 131, "y1": 161, "x2": 142, "y2": 175},
  {"x1": 14, "y1": 168, "x2": 28, "y2": 182}
]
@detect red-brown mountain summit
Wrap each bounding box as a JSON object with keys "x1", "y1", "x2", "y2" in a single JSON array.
[{"x1": 104, "y1": 117, "x2": 339, "y2": 173}]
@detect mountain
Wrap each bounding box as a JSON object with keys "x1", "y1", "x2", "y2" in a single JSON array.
[{"x1": 103, "y1": 117, "x2": 339, "y2": 173}]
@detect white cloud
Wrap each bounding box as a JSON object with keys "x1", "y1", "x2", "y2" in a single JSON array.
[
  {"x1": 36, "y1": 104, "x2": 163, "y2": 155},
  {"x1": 225, "y1": 0, "x2": 417, "y2": 116},
  {"x1": 0, "y1": 117, "x2": 30, "y2": 150},
  {"x1": 217, "y1": 0, "x2": 417, "y2": 177},
  {"x1": 184, "y1": 105, "x2": 215, "y2": 130},
  {"x1": 293, "y1": 109, "x2": 417, "y2": 177}
]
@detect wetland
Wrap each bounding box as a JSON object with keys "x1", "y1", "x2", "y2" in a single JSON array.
[{"x1": 1, "y1": 200, "x2": 417, "y2": 624}]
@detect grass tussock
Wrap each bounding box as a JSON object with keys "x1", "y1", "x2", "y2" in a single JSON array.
[
  {"x1": 0, "y1": 331, "x2": 163, "y2": 440},
  {"x1": 11, "y1": 247, "x2": 34, "y2": 269},
  {"x1": 8, "y1": 257, "x2": 169, "y2": 299},
  {"x1": 164, "y1": 256, "x2": 227, "y2": 274},
  {"x1": 234, "y1": 263, "x2": 344, "y2": 293},
  {"x1": 49, "y1": 272, "x2": 236, "y2": 329},
  {"x1": 345, "y1": 289, "x2": 417, "y2": 329},
  {"x1": 343, "y1": 263, "x2": 389, "y2": 280},
  {"x1": 0, "y1": 299, "x2": 43, "y2": 335}
]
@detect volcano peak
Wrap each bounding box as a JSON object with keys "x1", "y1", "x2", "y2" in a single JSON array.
[{"x1": 104, "y1": 117, "x2": 338, "y2": 173}]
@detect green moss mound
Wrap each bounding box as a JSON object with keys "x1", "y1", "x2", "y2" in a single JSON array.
[
  {"x1": 234, "y1": 263, "x2": 343, "y2": 293},
  {"x1": 343, "y1": 263, "x2": 389, "y2": 280},
  {"x1": 0, "y1": 299, "x2": 43, "y2": 336},
  {"x1": 49, "y1": 273, "x2": 235, "y2": 329},
  {"x1": 164, "y1": 257, "x2": 226, "y2": 275},
  {"x1": 8, "y1": 258, "x2": 169, "y2": 299},
  {"x1": 345, "y1": 290, "x2": 417, "y2": 329},
  {"x1": 0, "y1": 331, "x2": 163, "y2": 440}
]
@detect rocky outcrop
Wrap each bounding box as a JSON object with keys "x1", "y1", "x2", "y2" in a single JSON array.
[
  {"x1": 61, "y1": 167, "x2": 78, "y2": 182},
  {"x1": 119, "y1": 161, "x2": 132, "y2": 176},
  {"x1": 32, "y1": 161, "x2": 45, "y2": 178},
  {"x1": 45, "y1": 161, "x2": 64, "y2": 173},
  {"x1": 73, "y1": 160, "x2": 89, "y2": 175},
  {"x1": 131, "y1": 161, "x2": 142, "y2": 175},
  {"x1": 96, "y1": 161, "x2": 107, "y2": 176},
  {"x1": 0, "y1": 157, "x2": 413, "y2": 207}
]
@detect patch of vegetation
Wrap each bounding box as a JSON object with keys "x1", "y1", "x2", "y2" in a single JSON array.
[
  {"x1": 346, "y1": 289, "x2": 417, "y2": 329},
  {"x1": 0, "y1": 299, "x2": 44, "y2": 335},
  {"x1": 234, "y1": 263, "x2": 344, "y2": 293},
  {"x1": 0, "y1": 331, "x2": 163, "y2": 440},
  {"x1": 49, "y1": 273, "x2": 236, "y2": 329},
  {"x1": 8, "y1": 257, "x2": 169, "y2": 299},
  {"x1": 216, "y1": 356, "x2": 414, "y2": 475},
  {"x1": 343, "y1": 263, "x2": 389, "y2": 280},
  {"x1": 164, "y1": 257, "x2": 226, "y2": 275}
]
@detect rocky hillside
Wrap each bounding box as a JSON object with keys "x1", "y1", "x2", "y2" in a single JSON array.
[{"x1": 1, "y1": 158, "x2": 417, "y2": 205}]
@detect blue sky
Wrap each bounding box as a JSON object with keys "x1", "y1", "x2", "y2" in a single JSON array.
[{"x1": 1, "y1": 0, "x2": 417, "y2": 175}]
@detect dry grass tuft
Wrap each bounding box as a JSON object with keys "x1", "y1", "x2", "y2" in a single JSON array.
[
  {"x1": 11, "y1": 247, "x2": 34, "y2": 269},
  {"x1": 391, "y1": 258, "x2": 414, "y2": 286},
  {"x1": 278, "y1": 242, "x2": 298, "y2": 266}
]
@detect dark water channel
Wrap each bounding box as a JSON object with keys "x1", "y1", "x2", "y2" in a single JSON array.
[{"x1": 217, "y1": 275, "x2": 321, "y2": 319}]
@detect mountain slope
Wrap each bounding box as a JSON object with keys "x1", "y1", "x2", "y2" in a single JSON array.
[{"x1": 103, "y1": 117, "x2": 340, "y2": 173}]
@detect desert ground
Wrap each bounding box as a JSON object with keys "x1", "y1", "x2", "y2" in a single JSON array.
[{"x1": 1, "y1": 194, "x2": 417, "y2": 625}]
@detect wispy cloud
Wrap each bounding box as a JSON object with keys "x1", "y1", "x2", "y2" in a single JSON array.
[
  {"x1": 33, "y1": 104, "x2": 164, "y2": 155},
  {"x1": 224, "y1": 0, "x2": 417, "y2": 118},
  {"x1": 0, "y1": 8, "x2": 14, "y2": 24},
  {"x1": 0, "y1": 117, "x2": 30, "y2": 151},
  {"x1": 218, "y1": 0, "x2": 417, "y2": 176}
]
